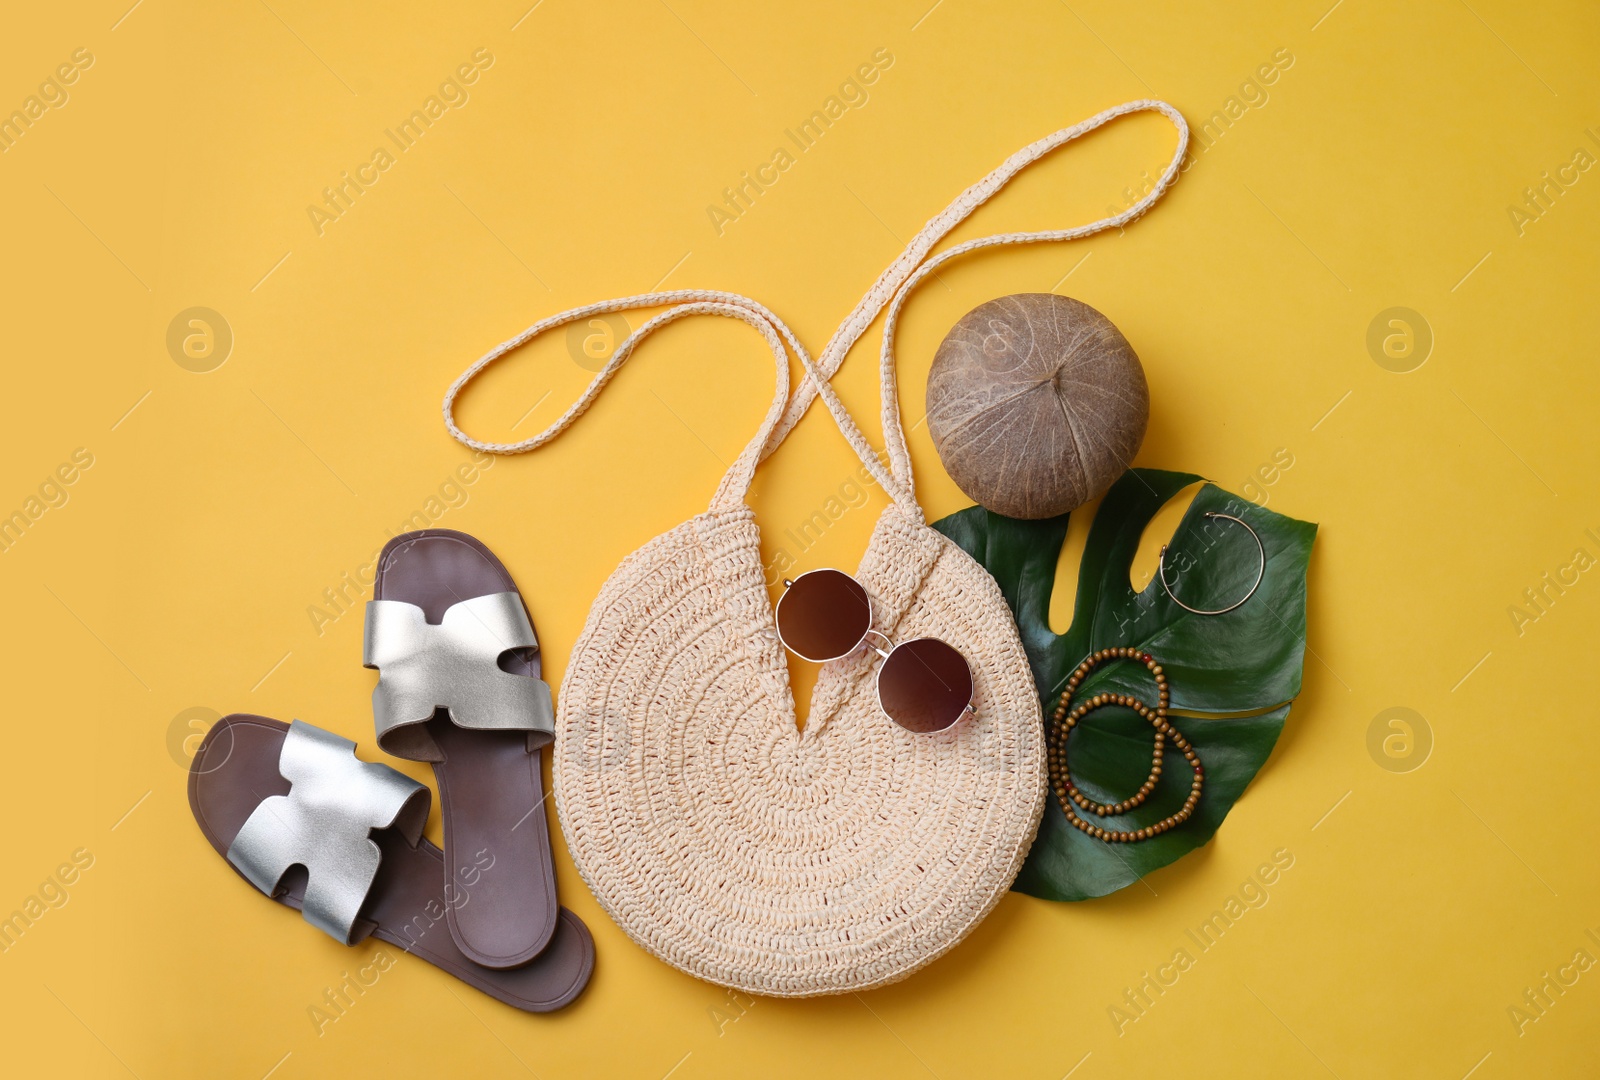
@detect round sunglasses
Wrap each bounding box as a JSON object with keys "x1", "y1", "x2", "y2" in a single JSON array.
[{"x1": 774, "y1": 568, "x2": 976, "y2": 734}]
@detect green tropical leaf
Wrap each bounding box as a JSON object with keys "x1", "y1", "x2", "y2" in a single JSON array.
[{"x1": 933, "y1": 468, "x2": 1317, "y2": 901}]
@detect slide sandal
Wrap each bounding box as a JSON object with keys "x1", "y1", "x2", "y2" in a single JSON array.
[
  {"x1": 188, "y1": 716, "x2": 592, "y2": 1011},
  {"x1": 363, "y1": 529, "x2": 561, "y2": 970}
]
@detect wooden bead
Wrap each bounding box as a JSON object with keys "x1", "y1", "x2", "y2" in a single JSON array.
[{"x1": 1048, "y1": 646, "x2": 1203, "y2": 844}]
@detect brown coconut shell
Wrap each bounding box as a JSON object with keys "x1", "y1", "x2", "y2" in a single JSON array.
[{"x1": 926, "y1": 293, "x2": 1148, "y2": 519}]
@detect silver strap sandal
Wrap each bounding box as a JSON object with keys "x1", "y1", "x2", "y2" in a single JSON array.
[
  {"x1": 364, "y1": 591, "x2": 555, "y2": 749},
  {"x1": 361, "y1": 529, "x2": 563, "y2": 971},
  {"x1": 190, "y1": 714, "x2": 593, "y2": 1011},
  {"x1": 227, "y1": 720, "x2": 428, "y2": 944}
]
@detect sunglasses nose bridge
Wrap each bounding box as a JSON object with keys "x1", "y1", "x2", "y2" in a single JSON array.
[{"x1": 862, "y1": 628, "x2": 893, "y2": 660}]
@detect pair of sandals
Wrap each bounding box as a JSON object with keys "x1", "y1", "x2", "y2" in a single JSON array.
[{"x1": 187, "y1": 530, "x2": 593, "y2": 1011}]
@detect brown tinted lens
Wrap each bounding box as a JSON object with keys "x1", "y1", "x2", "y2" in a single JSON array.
[
  {"x1": 776, "y1": 569, "x2": 872, "y2": 661},
  {"x1": 878, "y1": 638, "x2": 973, "y2": 733}
]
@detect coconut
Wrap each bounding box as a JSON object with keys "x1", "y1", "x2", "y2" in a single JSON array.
[{"x1": 926, "y1": 293, "x2": 1148, "y2": 519}]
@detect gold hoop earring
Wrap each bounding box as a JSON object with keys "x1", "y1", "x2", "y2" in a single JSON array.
[{"x1": 1158, "y1": 512, "x2": 1265, "y2": 616}]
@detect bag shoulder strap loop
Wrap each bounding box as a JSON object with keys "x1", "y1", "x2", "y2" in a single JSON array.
[
  {"x1": 441, "y1": 290, "x2": 917, "y2": 510},
  {"x1": 440, "y1": 101, "x2": 1188, "y2": 516},
  {"x1": 763, "y1": 99, "x2": 1189, "y2": 493}
]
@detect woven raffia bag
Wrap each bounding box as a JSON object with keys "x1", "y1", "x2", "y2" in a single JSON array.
[{"x1": 443, "y1": 101, "x2": 1188, "y2": 996}]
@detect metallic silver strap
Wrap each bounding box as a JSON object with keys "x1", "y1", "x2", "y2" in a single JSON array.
[
  {"x1": 363, "y1": 592, "x2": 555, "y2": 753},
  {"x1": 226, "y1": 720, "x2": 427, "y2": 944}
]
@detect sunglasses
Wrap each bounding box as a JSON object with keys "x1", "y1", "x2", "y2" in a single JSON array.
[{"x1": 775, "y1": 569, "x2": 977, "y2": 734}]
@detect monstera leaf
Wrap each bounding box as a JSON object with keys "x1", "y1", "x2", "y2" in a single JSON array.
[{"x1": 933, "y1": 468, "x2": 1317, "y2": 901}]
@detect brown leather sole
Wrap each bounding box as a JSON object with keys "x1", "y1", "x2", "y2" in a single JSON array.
[
  {"x1": 189, "y1": 715, "x2": 593, "y2": 1012},
  {"x1": 370, "y1": 528, "x2": 562, "y2": 970}
]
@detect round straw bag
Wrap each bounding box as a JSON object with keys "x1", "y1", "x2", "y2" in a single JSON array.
[{"x1": 443, "y1": 100, "x2": 1188, "y2": 996}]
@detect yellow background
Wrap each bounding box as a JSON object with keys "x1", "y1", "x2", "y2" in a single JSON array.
[{"x1": 3, "y1": 1, "x2": 1597, "y2": 1076}]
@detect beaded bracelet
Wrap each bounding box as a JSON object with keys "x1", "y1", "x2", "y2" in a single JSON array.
[
  {"x1": 1047, "y1": 647, "x2": 1204, "y2": 843},
  {"x1": 1055, "y1": 649, "x2": 1169, "y2": 815}
]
